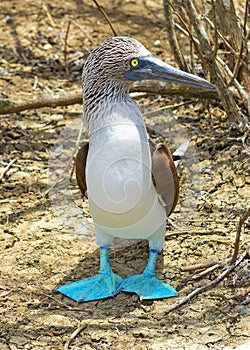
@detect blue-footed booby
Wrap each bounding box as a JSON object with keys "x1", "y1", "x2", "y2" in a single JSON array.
[{"x1": 56, "y1": 37, "x2": 215, "y2": 302}]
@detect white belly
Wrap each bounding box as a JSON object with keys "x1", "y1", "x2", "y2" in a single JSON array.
[{"x1": 86, "y1": 123, "x2": 166, "y2": 240}]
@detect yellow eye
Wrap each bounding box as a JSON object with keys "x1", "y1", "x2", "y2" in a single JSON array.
[{"x1": 131, "y1": 59, "x2": 139, "y2": 67}]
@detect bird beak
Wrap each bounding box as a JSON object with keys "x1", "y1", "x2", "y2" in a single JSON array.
[{"x1": 124, "y1": 54, "x2": 215, "y2": 90}]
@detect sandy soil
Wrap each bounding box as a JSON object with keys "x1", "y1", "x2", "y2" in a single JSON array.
[{"x1": 0, "y1": 1, "x2": 249, "y2": 349}]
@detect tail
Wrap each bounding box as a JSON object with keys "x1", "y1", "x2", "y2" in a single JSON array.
[{"x1": 172, "y1": 140, "x2": 190, "y2": 166}]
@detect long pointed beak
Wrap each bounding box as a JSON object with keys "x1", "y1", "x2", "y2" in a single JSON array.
[{"x1": 124, "y1": 54, "x2": 215, "y2": 90}]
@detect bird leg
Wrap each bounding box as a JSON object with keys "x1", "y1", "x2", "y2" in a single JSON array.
[
  {"x1": 55, "y1": 247, "x2": 123, "y2": 302},
  {"x1": 119, "y1": 249, "x2": 177, "y2": 300}
]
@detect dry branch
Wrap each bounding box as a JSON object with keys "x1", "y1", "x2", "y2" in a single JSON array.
[
  {"x1": 181, "y1": 258, "x2": 231, "y2": 272},
  {"x1": 184, "y1": 0, "x2": 240, "y2": 122},
  {"x1": 231, "y1": 208, "x2": 250, "y2": 264},
  {"x1": 92, "y1": 0, "x2": 117, "y2": 36},
  {"x1": 64, "y1": 324, "x2": 87, "y2": 350},
  {"x1": 0, "y1": 159, "x2": 17, "y2": 180},
  {"x1": 64, "y1": 20, "x2": 71, "y2": 75},
  {"x1": 166, "y1": 209, "x2": 250, "y2": 313},
  {"x1": 42, "y1": 2, "x2": 55, "y2": 27},
  {"x1": 0, "y1": 91, "x2": 82, "y2": 114},
  {"x1": 228, "y1": 0, "x2": 249, "y2": 88},
  {"x1": 163, "y1": 0, "x2": 188, "y2": 71},
  {"x1": 182, "y1": 208, "x2": 250, "y2": 274},
  {"x1": 165, "y1": 246, "x2": 249, "y2": 314},
  {"x1": 164, "y1": 0, "x2": 249, "y2": 124},
  {"x1": 0, "y1": 82, "x2": 219, "y2": 115}
]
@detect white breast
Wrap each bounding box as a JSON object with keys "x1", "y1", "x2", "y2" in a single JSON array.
[{"x1": 85, "y1": 101, "x2": 166, "y2": 240}]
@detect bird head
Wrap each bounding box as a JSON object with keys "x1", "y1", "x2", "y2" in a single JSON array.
[
  {"x1": 83, "y1": 37, "x2": 150, "y2": 85},
  {"x1": 83, "y1": 36, "x2": 215, "y2": 91}
]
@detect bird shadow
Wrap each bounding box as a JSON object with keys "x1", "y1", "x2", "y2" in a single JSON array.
[{"x1": 48, "y1": 239, "x2": 167, "y2": 316}]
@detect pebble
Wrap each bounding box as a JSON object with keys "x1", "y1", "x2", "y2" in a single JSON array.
[
  {"x1": 43, "y1": 43, "x2": 52, "y2": 51},
  {"x1": 154, "y1": 40, "x2": 161, "y2": 47}
]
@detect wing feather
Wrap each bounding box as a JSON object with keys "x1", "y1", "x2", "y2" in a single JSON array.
[
  {"x1": 150, "y1": 141, "x2": 179, "y2": 216},
  {"x1": 75, "y1": 142, "x2": 89, "y2": 196}
]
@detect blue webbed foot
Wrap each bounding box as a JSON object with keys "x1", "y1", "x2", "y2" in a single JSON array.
[
  {"x1": 119, "y1": 249, "x2": 177, "y2": 300},
  {"x1": 119, "y1": 273, "x2": 177, "y2": 300},
  {"x1": 56, "y1": 270, "x2": 123, "y2": 302},
  {"x1": 55, "y1": 247, "x2": 123, "y2": 302}
]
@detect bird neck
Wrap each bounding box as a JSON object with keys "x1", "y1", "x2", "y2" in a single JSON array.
[
  {"x1": 83, "y1": 79, "x2": 146, "y2": 139},
  {"x1": 83, "y1": 77, "x2": 130, "y2": 113}
]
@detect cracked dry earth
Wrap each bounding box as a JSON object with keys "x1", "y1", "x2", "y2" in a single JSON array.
[{"x1": 0, "y1": 1, "x2": 249, "y2": 349}]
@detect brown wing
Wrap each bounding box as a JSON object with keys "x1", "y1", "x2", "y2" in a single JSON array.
[
  {"x1": 75, "y1": 142, "x2": 89, "y2": 196},
  {"x1": 150, "y1": 141, "x2": 179, "y2": 216},
  {"x1": 76, "y1": 140, "x2": 179, "y2": 215}
]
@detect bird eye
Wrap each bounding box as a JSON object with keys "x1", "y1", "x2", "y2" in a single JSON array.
[{"x1": 130, "y1": 58, "x2": 139, "y2": 67}]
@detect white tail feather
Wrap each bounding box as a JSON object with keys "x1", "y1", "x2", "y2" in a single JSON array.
[{"x1": 173, "y1": 140, "x2": 190, "y2": 166}]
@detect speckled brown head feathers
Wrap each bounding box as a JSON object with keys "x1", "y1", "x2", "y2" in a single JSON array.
[{"x1": 83, "y1": 36, "x2": 150, "y2": 84}]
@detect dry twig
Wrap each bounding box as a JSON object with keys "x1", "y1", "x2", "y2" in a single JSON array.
[
  {"x1": 231, "y1": 208, "x2": 250, "y2": 264},
  {"x1": 0, "y1": 91, "x2": 82, "y2": 114},
  {"x1": 143, "y1": 100, "x2": 193, "y2": 115},
  {"x1": 163, "y1": 0, "x2": 188, "y2": 71},
  {"x1": 166, "y1": 246, "x2": 249, "y2": 314},
  {"x1": 210, "y1": 288, "x2": 250, "y2": 302},
  {"x1": 42, "y1": 293, "x2": 82, "y2": 311},
  {"x1": 229, "y1": 0, "x2": 249, "y2": 87},
  {"x1": 165, "y1": 0, "x2": 246, "y2": 123},
  {"x1": 167, "y1": 209, "x2": 250, "y2": 313},
  {"x1": 64, "y1": 324, "x2": 87, "y2": 350},
  {"x1": 92, "y1": 0, "x2": 117, "y2": 36},
  {"x1": 42, "y1": 1, "x2": 55, "y2": 27},
  {"x1": 0, "y1": 159, "x2": 17, "y2": 180},
  {"x1": 210, "y1": 0, "x2": 218, "y2": 60},
  {"x1": 185, "y1": 0, "x2": 240, "y2": 121},
  {"x1": 0, "y1": 82, "x2": 219, "y2": 115},
  {"x1": 165, "y1": 229, "x2": 224, "y2": 240},
  {"x1": 173, "y1": 16, "x2": 247, "y2": 100},
  {"x1": 64, "y1": 20, "x2": 71, "y2": 75},
  {"x1": 182, "y1": 208, "x2": 250, "y2": 273},
  {"x1": 182, "y1": 258, "x2": 231, "y2": 272},
  {"x1": 63, "y1": 18, "x2": 93, "y2": 76},
  {"x1": 165, "y1": 0, "x2": 205, "y2": 67},
  {"x1": 191, "y1": 263, "x2": 221, "y2": 280},
  {"x1": 202, "y1": 15, "x2": 248, "y2": 70}
]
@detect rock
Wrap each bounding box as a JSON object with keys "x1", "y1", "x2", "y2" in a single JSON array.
[
  {"x1": 233, "y1": 316, "x2": 250, "y2": 337},
  {"x1": 0, "y1": 341, "x2": 10, "y2": 350},
  {"x1": 234, "y1": 343, "x2": 250, "y2": 350},
  {"x1": 185, "y1": 344, "x2": 208, "y2": 350},
  {"x1": 154, "y1": 40, "x2": 161, "y2": 47},
  {"x1": 9, "y1": 335, "x2": 27, "y2": 346},
  {"x1": 43, "y1": 43, "x2": 52, "y2": 50},
  {"x1": 235, "y1": 177, "x2": 245, "y2": 188},
  {"x1": 198, "y1": 326, "x2": 223, "y2": 344},
  {"x1": 34, "y1": 314, "x2": 75, "y2": 328},
  {"x1": 236, "y1": 305, "x2": 250, "y2": 316}
]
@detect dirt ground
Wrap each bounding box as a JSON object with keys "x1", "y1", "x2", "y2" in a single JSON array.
[{"x1": 0, "y1": 1, "x2": 249, "y2": 349}]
